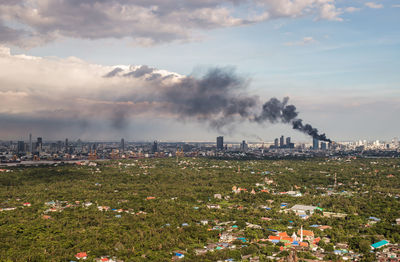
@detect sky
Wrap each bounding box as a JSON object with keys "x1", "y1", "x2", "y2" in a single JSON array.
[{"x1": 0, "y1": 0, "x2": 399, "y2": 142}]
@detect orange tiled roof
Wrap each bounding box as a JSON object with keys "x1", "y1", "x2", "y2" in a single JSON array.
[
  {"x1": 278, "y1": 232, "x2": 288, "y2": 238},
  {"x1": 313, "y1": 237, "x2": 321, "y2": 243},
  {"x1": 268, "y1": 235, "x2": 280, "y2": 241},
  {"x1": 298, "y1": 230, "x2": 314, "y2": 237}
]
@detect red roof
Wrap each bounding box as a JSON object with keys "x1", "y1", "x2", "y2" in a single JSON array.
[
  {"x1": 313, "y1": 237, "x2": 321, "y2": 244},
  {"x1": 75, "y1": 252, "x2": 87, "y2": 258},
  {"x1": 268, "y1": 235, "x2": 280, "y2": 241}
]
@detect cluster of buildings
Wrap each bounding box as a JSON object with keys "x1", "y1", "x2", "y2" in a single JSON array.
[{"x1": 1, "y1": 134, "x2": 400, "y2": 164}]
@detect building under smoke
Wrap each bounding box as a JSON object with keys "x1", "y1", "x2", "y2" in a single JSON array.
[{"x1": 313, "y1": 138, "x2": 319, "y2": 150}]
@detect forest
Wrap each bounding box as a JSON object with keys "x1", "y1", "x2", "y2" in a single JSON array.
[{"x1": 0, "y1": 157, "x2": 399, "y2": 261}]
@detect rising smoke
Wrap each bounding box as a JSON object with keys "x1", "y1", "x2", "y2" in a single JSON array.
[{"x1": 105, "y1": 66, "x2": 331, "y2": 142}]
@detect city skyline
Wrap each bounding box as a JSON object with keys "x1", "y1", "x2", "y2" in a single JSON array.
[{"x1": 0, "y1": 1, "x2": 399, "y2": 141}]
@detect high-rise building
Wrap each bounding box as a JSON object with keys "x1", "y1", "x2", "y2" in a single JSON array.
[
  {"x1": 321, "y1": 142, "x2": 327, "y2": 150},
  {"x1": 17, "y1": 141, "x2": 25, "y2": 153},
  {"x1": 241, "y1": 140, "x2": 248, "y2": 152},
  {"x1": 65, "y1": 138, "x2": 69, "y2": 153},
  {"x1": 280, "y1": 135, "x2": 285, "y2": 148},
  {"x1": 274, "y1": 138, "x2": 279, "y2": 148},
  {"x1": 286, "y1": 137, "x2": 291, "y2": 146},
  {"x1": 313, "y1": 138, "x2": 319, "y2": 150},
  {"x1": 121, "y1": 138, "x2": 125, "y2": 153},
  {"x1": 36, "y1": 137, "x2": 43, "y2": 152},
  {"x1": 152, "y1": 141, "x2": 158, "y2": 153},
  {"x1": 217, "y1": 136, "x2": 224, "y2": 150},
  {"x1": 57, "y1": 141, "x2": 62, "y2": 152},
  {"x1": 29, "y1": 133, "x2": 32, "y2": 153}
]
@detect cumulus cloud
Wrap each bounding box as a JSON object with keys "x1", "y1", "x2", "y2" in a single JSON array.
[
  {"x1": 344, "y1": 7, "x2": 361, "y2": 13},
  {"x1": 365, "y1": 2, "x2": 384, "y2": 9},
  {"x1": 0, "y1": 0, "x2": 349, "y2": 47}
]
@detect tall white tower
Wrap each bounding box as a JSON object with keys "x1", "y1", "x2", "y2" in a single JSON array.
[{"x1": 300, "y1": 225, "x2": 303, "y2": 242}]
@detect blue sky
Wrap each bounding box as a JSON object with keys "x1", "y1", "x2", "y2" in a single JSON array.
[{"x1": 1, "y1": 0, "x2": 399, "y2": 142}]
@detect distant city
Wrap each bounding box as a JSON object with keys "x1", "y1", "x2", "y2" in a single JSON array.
[{"x1": 1, "y1": 134, "x2": 399, "y2": 165}]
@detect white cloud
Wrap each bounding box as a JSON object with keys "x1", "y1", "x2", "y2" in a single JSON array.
[
  {"x1": 0, "y1": 46, "x2": 182, "y2": 121},
  {"x1": 365, "y1": 2, "x2": 384, "y2": 9},
  {"x1": 344, "y1": 7, "x2": 361, "y2": 13},
  {"x1": 284, "y1": 36, "x2": 317, "y2": 46},
  {"x1": 0, "y1": 0, "x2": 347, "y2": 47}
]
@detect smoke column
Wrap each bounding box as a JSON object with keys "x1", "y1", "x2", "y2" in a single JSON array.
[
  {"x1": 105, "y1": 66, "x2": 331, "y2": 141},
  {"x1": 254, "y1": 97, "x2": 331, "y2": 142}
]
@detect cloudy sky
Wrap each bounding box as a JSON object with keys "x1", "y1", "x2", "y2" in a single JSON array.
[{"x1": 0, "y1": 0, "x2": 399, "y2": 142}]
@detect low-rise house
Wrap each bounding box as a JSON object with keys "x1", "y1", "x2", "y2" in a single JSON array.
[
  {"x1": 200, "y1": 220, "x2": 208, "y2": 225},
  {"x1": 214, "y1": 194, "x2": 222, "y2": 199},
  {"x1": 75, "y1": 252, "x2": 87, "y2": 260},
  {"x1": 317, "y1": 225, "x2": 332, "y2": 231},
  {"x1": 290, "y1": 204, "x2": 318, "y2": 216},
  {"x1": 372, "y1": 240, "x2": 390, "y2": 250}
]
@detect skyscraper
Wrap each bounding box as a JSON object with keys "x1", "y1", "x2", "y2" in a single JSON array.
[
  {"x1": 217, "y1": 136, "x2": 224, "y2": 150},
  {"x1": 65, "y1": 138, "x2": 69, "y2": 153},
  {"x1": 241, "y1": 140, "x2": 248, "y2": 152},
  {"x1": 313, "y1": 138, "x2": 319, "y2": 150},
  {"x1": 286, "y1": 137, "x2": 291, "y2": 146},
  {"x1": 321, "y1": 142, "x2": 327, "y2": 150},
  {"x1": 17, "y1": 141, "x2": 25, "y2": 153},
  {"x1": 280, "y1": 135, "x2": 284, "y2": 148},
  {"x1": 274, "y1": 138, "x2": 279, "y2": 148},
  {"x1": 29, "y1": 133, "x2": 32, "y2": 153},
  {"x1": 152, "y1": 141, "x2": 158, "y2": 153},
  {"x1": 37, "y1": 137, "x2": 43, "y2": 152},
  {"x1": 121, "y1": 138, "x2": 125, "y2": 153}
]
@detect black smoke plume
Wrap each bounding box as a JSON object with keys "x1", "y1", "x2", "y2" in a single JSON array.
[
  {"x1": 254, "y1": 96, "x2": 331, "y2": 142},
  {"x1": 105, "y1": 66, "x2": 331, "y2": 141}
]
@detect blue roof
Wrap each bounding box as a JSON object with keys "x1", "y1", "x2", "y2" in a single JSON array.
[
  {"x1": 371, "y1": 240, "x2": 389, "y2": 249},
  {"x1": 292, "y1": 241, "x2": 299, "y2": 245},
  {"x1": 310, "y1": 224, "x2": 319, "y2": 227},
  {"x1": 369, "y1": 216, "x2": 381, "y2": 221},
  {"x1": 267, "y1": 229, "x2": 278, "y2": 232}
]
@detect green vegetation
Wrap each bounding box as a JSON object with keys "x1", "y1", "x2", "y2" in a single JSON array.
[{"x1": 0, "y1": 157, "x2": 399, "y2": 261}]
